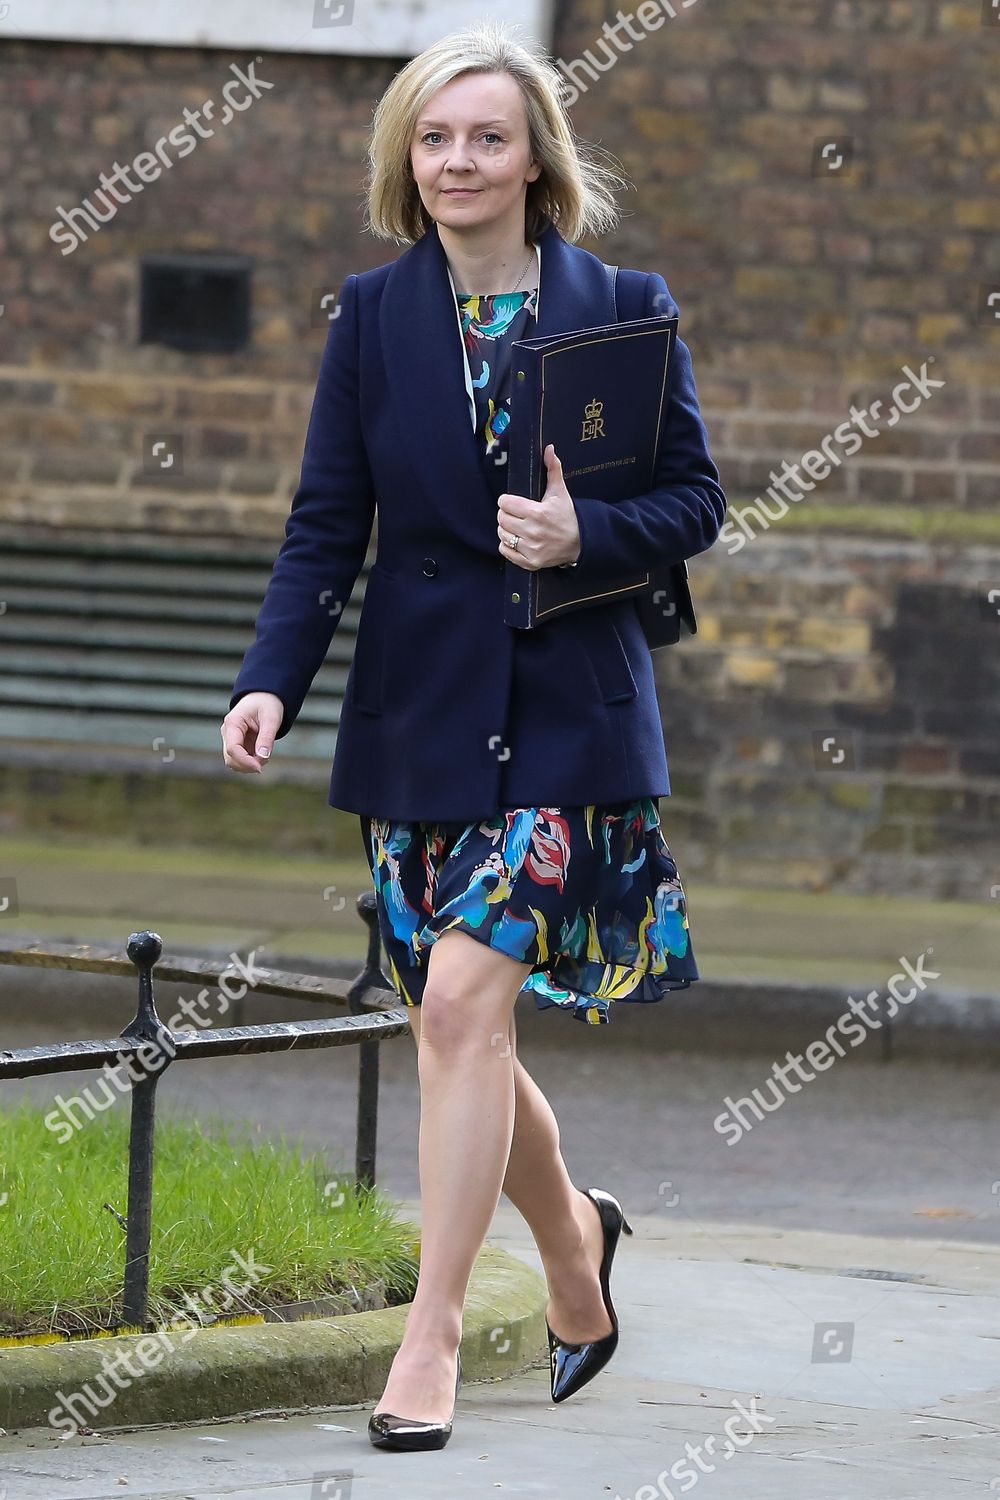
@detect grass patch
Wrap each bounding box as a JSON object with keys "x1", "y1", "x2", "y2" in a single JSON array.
[{"x1": 0, "y1": 1099, "x2": 419, "y2": 1340}]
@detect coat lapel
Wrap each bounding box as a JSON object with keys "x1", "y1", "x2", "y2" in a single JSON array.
[{"x1": 379, "y1": 218, "x2": 617, "y2": 552}]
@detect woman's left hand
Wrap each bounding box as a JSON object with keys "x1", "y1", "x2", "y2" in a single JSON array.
[{"x1": 497, "y1": 444, "x2": 581, "y2": 570}]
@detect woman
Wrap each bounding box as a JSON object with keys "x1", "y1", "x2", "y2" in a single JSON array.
[{"x1": 222, "y1": 18, "x2": 726, "y2": 1453}]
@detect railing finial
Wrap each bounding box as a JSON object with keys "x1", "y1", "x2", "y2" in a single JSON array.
[
  {"x1": 127, "y1": 930, "x2": 163, "y2": 968},
  {"x1": 122, "y1": 930, "x2": 172, "y2": 1052}
]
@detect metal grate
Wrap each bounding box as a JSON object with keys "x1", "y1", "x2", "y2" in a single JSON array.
[{"x1": 139, "y1": 251, "x2": 253, "y2": 353}]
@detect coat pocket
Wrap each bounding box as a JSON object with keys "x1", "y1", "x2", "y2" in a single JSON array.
[{"x1": 574, "y1": 610, "x2": 638, "y2": 704}]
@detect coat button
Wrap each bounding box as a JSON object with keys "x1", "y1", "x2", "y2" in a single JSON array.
[{"x1": 421, "y1": 557, "x2": 438, "y2": 576}]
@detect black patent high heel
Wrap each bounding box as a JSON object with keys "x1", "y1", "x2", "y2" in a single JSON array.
[
  {"x1": 368, "y1": 1348, "x2": 462, "y2": 1450},
  {"x1": 546, "y1": 1186, "x2": 634, "y2": 1404}
]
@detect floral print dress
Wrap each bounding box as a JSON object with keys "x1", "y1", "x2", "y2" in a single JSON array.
[{"x1": 358, "y1": 278, "x2": 699, "y2": 1025}]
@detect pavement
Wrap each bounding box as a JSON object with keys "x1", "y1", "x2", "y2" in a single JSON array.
[
  {"x1": 1, "y1": 1204, "x2": 998, "y2": 1499},
  {"x1": 0, "y1": 1240, "x2": 545, "y2": 1432},
  {"x1": 2, "y1": 833, "x2": 999, "y2": 1496}
]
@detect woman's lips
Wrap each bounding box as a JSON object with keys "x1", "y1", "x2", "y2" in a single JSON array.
[{"x1": 443, "y1": 188, "x2": 481, "y2": 195}]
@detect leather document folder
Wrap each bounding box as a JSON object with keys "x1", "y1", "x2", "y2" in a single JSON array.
[{"x1": 503, "y1": 312, "x2": 696, "y2": 648}]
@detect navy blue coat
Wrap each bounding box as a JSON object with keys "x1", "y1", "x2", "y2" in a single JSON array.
[{"x1": 229, "y1": 218, "x2": 726, "y2": 821}]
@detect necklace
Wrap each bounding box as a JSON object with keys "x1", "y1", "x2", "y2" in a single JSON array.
[
  {"x1": 509, "y1": 245, "x2": 535, "y2": 295},
  {"x1": 454, "y1": 244, "x2": 535, "y2": 297}
]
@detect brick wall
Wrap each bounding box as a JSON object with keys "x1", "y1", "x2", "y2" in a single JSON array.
[
  {"x1": 658, "y1": 535, "x2": 999, "y2": 900},
  {"x1": 0, "y1": 3, "x2": 997, "y2": 894}
]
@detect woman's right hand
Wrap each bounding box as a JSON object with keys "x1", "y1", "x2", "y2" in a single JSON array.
[{"x1": 221, "y1": 692, "x2": 285, "y2": 773}]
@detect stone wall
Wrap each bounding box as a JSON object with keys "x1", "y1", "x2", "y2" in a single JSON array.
[
  {"x1": 657, "y1": 534, "x2": 999, "y2": 900},
  {"x1": 0, "y1": 0, "x2": 997, "y2": 894}
]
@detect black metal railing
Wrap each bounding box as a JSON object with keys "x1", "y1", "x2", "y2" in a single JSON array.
[{"x1": 0, "y1": 891, "x2": 408, "y2": 1328}]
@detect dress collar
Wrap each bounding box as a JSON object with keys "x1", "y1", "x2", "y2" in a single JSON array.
[{"x1": 445, "y1": 240, "x2": 541, "y2": 430}]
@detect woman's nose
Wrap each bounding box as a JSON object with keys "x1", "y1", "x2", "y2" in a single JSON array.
[{"x1": 444, "y1": 141, "x2": 474, "y2": 170}]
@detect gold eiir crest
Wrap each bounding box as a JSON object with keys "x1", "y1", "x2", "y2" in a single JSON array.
[{"x1": 581, "y1": 396, "x2": 605, "y2": 442}]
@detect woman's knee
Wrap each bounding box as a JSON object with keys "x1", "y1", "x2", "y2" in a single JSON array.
[
  {"x1": 419, "y1": 932, "x2": 527, "y2": 1054},
  {"x1": 418, "y1": 981, "x2": 503, "y2": 1056},
  {"x1": 410, "y1": 995, "x2": 516, "y2": 1066}
]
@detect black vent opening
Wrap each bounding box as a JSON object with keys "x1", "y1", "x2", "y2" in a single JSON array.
[{"x1": 139, "y1": 251, "x2": 253, "y2": 353}]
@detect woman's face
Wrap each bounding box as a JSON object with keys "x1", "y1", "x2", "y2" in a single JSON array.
[{"x1": 409, "y1": 70, "x2": 542, "y2": 235}]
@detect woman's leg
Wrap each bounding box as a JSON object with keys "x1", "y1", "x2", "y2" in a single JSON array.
[
  {"x1": 499, "y1": 1010, "x2": 615, "y2": 1344},
  {"x1": 374, "y1": 926, "x2": 531, "y2": 1423},
  {"x1": 406, "y1": 997, "x2": 614, "y2": 1353}
]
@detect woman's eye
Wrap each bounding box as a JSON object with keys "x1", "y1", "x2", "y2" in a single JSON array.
[{"x1": 420, "y1": 131, "x2": 505, "y2": 145}]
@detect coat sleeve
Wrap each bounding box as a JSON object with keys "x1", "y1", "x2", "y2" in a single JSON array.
[
  {"x1": 567, "y1": 271, "x2": 726, "y2": 577},
  {"x1": 228, "y1": 273, "x2": 376, "y2": 739}
]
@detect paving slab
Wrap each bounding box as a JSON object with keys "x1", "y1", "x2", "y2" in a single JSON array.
[{"x1": 1, "y1": 1205, "x2": 997, "y2": 1500}]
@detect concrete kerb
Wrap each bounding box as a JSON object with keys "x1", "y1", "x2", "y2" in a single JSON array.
[{"x1": 0, "y1": 1242, "x2": 546, "y2": 1433}]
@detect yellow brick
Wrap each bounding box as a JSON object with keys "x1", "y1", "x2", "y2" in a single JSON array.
[
  {"x1": 955, "y1": 199, "x2": 1000, "y2": 231},
  {"x1": 939, "y1": 2, "x2": 979, "y2": 26},
  {"x1": 708, "y1": 152, "x2": 761, "y2": 184},
  {"x1": 65, "y1": 381, "x2": 169, "y2": 417},
  {"x1": 301, "y1": 201, "x2": 334, "y2": 240},
  {"x1": 957, "y1": 125, "x2": 1000, "y2": 157},
  {"x1": 734, "y1": 267, "x2": 836, "y2": 302},
  {"x1": 843, "y1": 352, "x2": 923, "y2": 382},
  {"x1": 805, "y1": 310, "x2": 851, "y2": 339},
  {"x1": 818, "y1": 80, "x2": 868, "y2": 110},
  {"x1": 740, "y1": 114, "x2": 800, "y2": 150},
  {"x1": 747, "y1": 346, "x2": 835, "y2": 377},
  {"x1": 916, "y1": 314, "x2": 966, "y2": 343},
  {"x1": 938, "y1": 238, "x2": 975, "y2": 272},
  {"x1": 761, "y1": 617, "x2": 798, "y2": 649},
  {"x1": 849, "y1": 659, "x2": 893, "y2": 699},
  {"x1": 855, "y1": 276, "x2": 924, "y2": 311},
  {"x1": 766, "y1": 76, "x2": 813, "y2": 111},
  {"x1": 722, "y1": 620, "x2": 766, "y2": 647},
  {"x1": 93, "y1": 114, "x2": 128, "y2": 148},
  {"x1": 633, "y1": 109, "x2": 707, "y2": 145},
  {"x1": 798, "y1": 618, "x2": 871, "y2": 653},
  {"x1": 945, "y1": 352, "x2": 1000, "y2": 384},
  {"x1": 696, "y1": 614, "x2": 722, "y2": 645},
  {"x1": 774, "y1": 227, "x2": 819, "y2": 261},
  {"x1": 843, "y1": 584, "x2": 884, "y2": 618},
  {"x1": 256, "y1": 316, "x2": 295, "y2": 347},
  {"x1": 854, "y1": 196, "x2": 936, "y2": 231},
  {"x1": 716, "y1": 853, "x2": 830, "y2": 893},
  {"x1": 783, "y1": 859, "x2": 837, "y2": 892},
  {"x1": 726, "y1": 653, "x2": 780, "y2": 687}
]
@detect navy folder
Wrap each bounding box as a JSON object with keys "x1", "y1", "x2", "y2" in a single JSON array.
[{"x1": 504, "y1": 311, "x2": 696, "y2": 647}]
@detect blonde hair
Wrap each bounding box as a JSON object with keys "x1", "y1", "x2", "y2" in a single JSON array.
[{"x1": 363, "y1": 18, "x2": 629, "y2": 247}]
